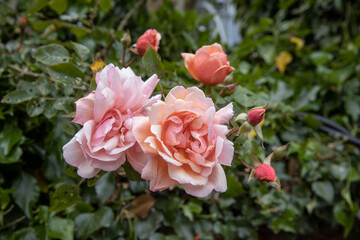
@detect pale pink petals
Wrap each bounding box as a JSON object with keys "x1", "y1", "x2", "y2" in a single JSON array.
[
  {"x1": 141, "y1": 157, "x2": 177, "y2": 191},
  {"x1": 133, "y1": 86, "x2": 234, "y2": 197},
  {"x1": 214, "y1": 103, "x2": 234, "y2": 125},
  {"x1": 72, "y1": 92, "x2": 95, "y2": 125},
  {"x1": 182, "y1": 164, "x2": 227, "y2": 197},
  {"x1": 63, "y1": 64, "x2": 159, "y2": 178}
]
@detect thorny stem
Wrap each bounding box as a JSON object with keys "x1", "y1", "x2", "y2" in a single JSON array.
[
  {"x1": 226, "y1": 127, "x2": 239, "y2": 138},
  {"x1": 239, "y1": 158, "x2": 254, "y2": 170},
  {"x1": 124, "y1": 56, "x2": 138, "y2": 67}
]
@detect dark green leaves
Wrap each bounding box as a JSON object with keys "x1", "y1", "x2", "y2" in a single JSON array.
[
  {"x1": 0, "y1": 123, "x2": 22, "y2": 164},
  {"x1": 49, "y1": 0, "x2": 68, "y2": 15},
  {"x1": 1, "y1": 90, "x2": 35, "y2": 104},
  {"x1": 74, "y1": 207, "x2": 114, "y2": 239},
  {"x1": 72, "y1": 42, "x2": 90, "y2": 60},
  {"x1": 310, "y1": 51, "x2": 333, "y2": 65},
  {"x1": 48, "y1": 63, "x2": 85, "y2": 87},
  {"x1": 142, "y1": 47, "x2": 165, "y2": 78},
  {"x1": 51, "y1": 185, "x2": 80, "y2": 212},
  {"x1": 333, "y1": 201, "x2": 354, "y2": 237},
  {"x1": 33, "y1": 44, "x2": 70, "y2": 65},
  {"x1": 11, "y1": 173, "x2": 40, "y2": 218},
  {"x1": 312, "y1": 181, "x2": 334, "y2": 204},
  {"x1": 48, "y1": 217, "x2": 74, "y2": 240}
]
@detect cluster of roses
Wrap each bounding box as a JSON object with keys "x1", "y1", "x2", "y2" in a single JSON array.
[{"x1": 63, "y1": 29, "x2": 278, "y2": 197}]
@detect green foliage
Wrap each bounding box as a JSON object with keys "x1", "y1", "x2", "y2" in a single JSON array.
[{"x1": 0, "y1": 0, "x2": 360, "y2": 239}]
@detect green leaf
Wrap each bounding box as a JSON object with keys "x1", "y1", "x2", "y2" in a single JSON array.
[
  {"x1": 26, "y1": 98, "x2": 46, "y2": 117},
  {"x1": 270, "y1": 209, "x2": 296, "y2": 234},
  {"x1": 71, "y1": 42, "x2": 90, "y2": 60},
  {"x1": 49, "y1": 0, "x2": 68, "y2": 15},
  {"x1": 95, "y1": 172, "x2": 115, "y2": 204},
  {"x1": 310, "y1": 51, "x2": 333, "y2": 65},
  {"x1": 142, "y1": 47, "x2": 165, "y2": 78},
  {"x1": 122, "y1": 161, "x2": 142, "y2": 181},
  {"x1": 0, "y1": 123, "x2": 22, "y2": 157},
  {"x1": 62, "y1": 122, "x2": 76, "y2": 136},
  {"x1": 48, "y1": 217, "x2": 74, "y2": 240},
  {"x1": 333, "y1": 201, "x2": 354, "y2": 238},
  {"x1": 48, "y1": 63, "x2": 84, "y2": 87},
  {"x1": 225, "y1": 174, "x2": 246, "y2": 198},
  {"x1": 74, "y1": 207, "x2": 114, "y2": 239},
  {"x1": 1, "y1": 90, "x2": 35, "y2": 104},
  {"x1": 312, "y1": 181, "x2": 334, "y2": 204},
  {"x1": 26, "y1": 0, "x2": 49, "y2": 14},
  {"x1": 11, "y1": 228, "x2": 38, "y2": 240},
  {"x1": 33, "y1": 44, "x2": 70, "y2": 65},
  {"x1": 257, "y1": 44, "x2": 276, "y2": 64},
  {"x1": 51, "y1": 185, "x2": 80, "y2": 212},
  {"x1": 11, "y1": 172, "x2": 40, "y2": 218},
  {"x1": 225, "y1": 85, "x2": 262, "y2": 108},
  {"x1": 99, "y1": 0, "x2": 112, "y2": 13}
]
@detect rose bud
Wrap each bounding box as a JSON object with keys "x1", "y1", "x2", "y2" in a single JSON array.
[
  {"x1": 181, "y1": 43, "x2": 234, "y2": 85},
  {"x1": 254, "y1": 164, "x2": 276, "y2": 182},
  {"x1": 247, "y1": 108, "x2": 265, "y2": 126},
  {"x1": 136, "y1": 29, "x2": 161, "y2": 55},
  {"x1": 19, "y1": 16, "x2": 27, "y2": 27}
]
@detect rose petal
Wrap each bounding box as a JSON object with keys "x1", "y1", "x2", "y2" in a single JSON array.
[
  {"x1": 72, "y1": 92, "x2": 95, "y2": 125},
  {"x1": 181, "y1": 53, "x2": 198, "y2": 80},
  {"x1": 142, "y1": 156, "x2": 178, "y2": 191}
]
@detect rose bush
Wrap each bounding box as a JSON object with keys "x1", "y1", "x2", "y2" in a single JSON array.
[
  {"x1": 131, "y1": 86, "x2": 234, "y2": 197},
  {"x1": 181, "y1": 43, "x2": 234, "y2": 85},
  {"x1": 63, "y1": 64, "x2": 160, "y2": 178}
]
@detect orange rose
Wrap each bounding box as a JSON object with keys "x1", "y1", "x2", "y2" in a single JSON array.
[{"x1": 181, "y1": 43, "x2": 234, "y2": 85}]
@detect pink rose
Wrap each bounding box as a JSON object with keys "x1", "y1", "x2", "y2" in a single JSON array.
[
  {"x1": 254, "y1": 164, "x2": 276, "y2": 182},
  {"x1": 63, "y1": 64, "x2": 160, "y2": 178},
  {"x1": 136, "y1": 29, "x2": 161, "y2": 56},
  {"x1": 131, "y1": 86, "x2": 234, "y2": 197},
  {"x1": 181, "y1": 43, "x2": 234, "y2": 85}
]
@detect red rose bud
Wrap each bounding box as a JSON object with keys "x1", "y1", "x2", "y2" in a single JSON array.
[
  {"x1": 247, "y1": 108, "x2": 265, "y2": 126},
  {"x1": 254, "y1": 164, "x2": 276, "y2": 182},
  {"x1": 136, "y1": 29, "x2": 161, "y2": 56},
  {"x1": 19, "y1": 16, "x2": 27, "y2": 27}
]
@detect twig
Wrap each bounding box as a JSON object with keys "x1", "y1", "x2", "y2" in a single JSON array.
[
  {"x1": 0, "y1": 216, "x2": 26, "y2": 231},
  {"x1": 117, "y1": 0, "x2": 144, "y2": 31},
  {"x1": 123, "y1": 56, "x2": 138, "y2": 67},
  {"x1": 226, "y1": 127, "x2": 239, "y2": 138},
  {"x1": 239, "y1": 158, "x2": 254, "y2": 169},
  {"x1": 8, "y1": 65, "x2": 44, "y2": 78}
]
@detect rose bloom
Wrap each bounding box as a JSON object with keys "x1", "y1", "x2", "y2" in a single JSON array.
[
  {"x1": 62, "y1": 64, "x2": 160, "y2": 178},
  {"x1": 136, "y1": 29, "x2": 161, "y2": 55},
  {"x1": 254, "y1": 164, "x2": 276, "y2": 182},
  {"x1": 131, "y1": 86, "x2": 234, "y2": 197},
  {"x1": 181, "y1": 43, "x2": 234, "y2": 85}
]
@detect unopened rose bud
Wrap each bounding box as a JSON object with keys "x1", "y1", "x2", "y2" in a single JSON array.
[
  {"x1": 19, "y1": 16, "x2": 27, "y2": 27},
  {"x1": 254, "y1": 164, "x2": 276, "y2": 182},
  {"x1": 248, "y1": 108, "x2": 265, "y2": 126},
  {"x1": 273, "y1": 143, "x2": 290, "y2": 161},
  {"x1": 121, "y1": 30, "x2": 131, "y2": 48}
]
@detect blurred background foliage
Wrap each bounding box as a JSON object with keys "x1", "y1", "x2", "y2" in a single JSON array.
[{"x1": 0, "y1": 0, "x2": 360, "y2": 239}]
